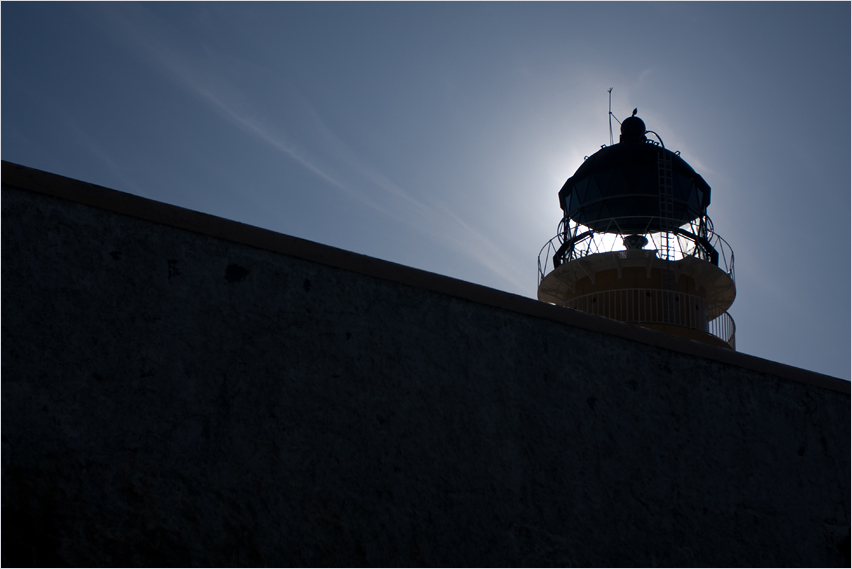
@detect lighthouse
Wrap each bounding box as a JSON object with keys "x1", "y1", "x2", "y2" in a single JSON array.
[{"x1": 537, "y1": 112, "x2": 736, "y2": 349}]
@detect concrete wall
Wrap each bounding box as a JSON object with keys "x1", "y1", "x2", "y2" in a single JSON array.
[{"x1": 2, "y1": 162, "x2": 849, "y2": 567}]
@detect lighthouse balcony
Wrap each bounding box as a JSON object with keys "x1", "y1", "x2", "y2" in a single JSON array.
[
  {"x1": 536, "y1": 216, "x2": 737, "y2": 350},
  {"x1": 564, "y1": 288, "x2": 736, "y2": 349},
  {"x1": 538, "y1": 216, "x2": 735, "y2": 285}
]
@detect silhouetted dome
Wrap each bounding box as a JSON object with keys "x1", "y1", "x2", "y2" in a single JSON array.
[
  {"x1": 620, "y1": 116, "x2": 646, "y2": 142},
  {"x1": 558, "y1": 123, "x2": 711, "y2": 234}
]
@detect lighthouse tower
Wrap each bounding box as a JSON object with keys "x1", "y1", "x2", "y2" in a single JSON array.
[{"x1": 537, "y1": 113, "x2": 736, "y2": 349}]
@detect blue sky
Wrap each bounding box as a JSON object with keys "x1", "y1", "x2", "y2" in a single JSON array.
[{"x1": 3, "y1": 2, "x2": 850, "y2": 380}]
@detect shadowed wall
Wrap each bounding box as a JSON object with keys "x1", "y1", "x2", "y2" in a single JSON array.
[{"x1": 2, "y1": 162, "x2": 849, "y2": 567}]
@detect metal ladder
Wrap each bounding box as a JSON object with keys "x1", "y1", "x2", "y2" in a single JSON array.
[{"x1": 658, "y1": 150, "x2": 676, "y2": 323}]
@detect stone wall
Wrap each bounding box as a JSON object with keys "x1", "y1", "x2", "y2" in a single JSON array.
[{"x1": 2, "y1": 164, "x2": 849, "y2": 566}]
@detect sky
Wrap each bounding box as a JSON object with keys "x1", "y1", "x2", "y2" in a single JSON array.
[{"x1": 3, "y1": 2, "x2": 850, "y2": 381}]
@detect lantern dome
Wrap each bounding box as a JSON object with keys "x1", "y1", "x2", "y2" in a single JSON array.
[{"x1": 558, "y1": 117, "x2": 711, "y2": 234}]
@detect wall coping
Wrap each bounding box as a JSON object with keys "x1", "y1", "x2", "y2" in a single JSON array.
[{"x1": 3, "y1": 160, "x2": 848, "y2": 395}]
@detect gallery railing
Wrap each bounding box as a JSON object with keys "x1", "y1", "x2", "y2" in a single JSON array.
[
  {"x1": 564, "y1": 288, "x2": 735, "y2": 349},
  {"x1": 537, "y1": 215, "x2": 735, "y2": 285}
]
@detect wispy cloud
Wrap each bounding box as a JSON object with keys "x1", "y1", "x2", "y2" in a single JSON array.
[
  {"x1": 431, "y1": 204, "x2": 531, "y2": 292},
  {"x1": 96, "y1": 5, "x2": 350, "y2": 194},
  {"x1": 4, "y1": 70, "x2": 150, "y2": 198},
  {"x1": 68, "y1": 120, "x2": 151, "y2": 199},
  {"x1": 195, "y1": 86, "x2": 350, "y2": 193},
  {"x1": 637, "y1": 67, "x2": 656, "y2": 87},
  {"x1": 302, "y1": 100, "x2": 530, "y2": 291},
  {"x1": 94, "y1": 3, "x2": 530, "y2": 292}
]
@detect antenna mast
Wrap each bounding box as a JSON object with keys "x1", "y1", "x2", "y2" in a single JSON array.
[
  {"x1": 608, "y1": 88, "x2": 613, "y2": 146},
  {"x1": 607, "y1": 89, "x2": 622, "y2": 145}
]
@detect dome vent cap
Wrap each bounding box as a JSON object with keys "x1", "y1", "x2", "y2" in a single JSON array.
[{"x1": 620, "y1": 116, "x2": 646, "y2": 143}]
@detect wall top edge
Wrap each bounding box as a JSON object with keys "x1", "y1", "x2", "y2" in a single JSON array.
[{"x1": 3, "y1": 160, "x2": 848, "y2": 394}]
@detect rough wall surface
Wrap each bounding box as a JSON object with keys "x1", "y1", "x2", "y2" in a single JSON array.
[{"x1": 2, "y1": 183, "x2": 850, "y2": 567}]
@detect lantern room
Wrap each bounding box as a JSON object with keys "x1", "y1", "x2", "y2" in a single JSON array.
[{"x1": 538, "y1": 113, "x2": 737, "y2": 349}]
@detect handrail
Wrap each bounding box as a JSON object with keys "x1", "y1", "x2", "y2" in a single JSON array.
[
  {"x1": 538, "y1": 215, "x2": 735, "y2": 285},
  {"x1": 564, "y1": 288, "x2": 736, "y2": 349},
  {"x1": 709, "y1": 311, "x2": 736, "y2": 350}
]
